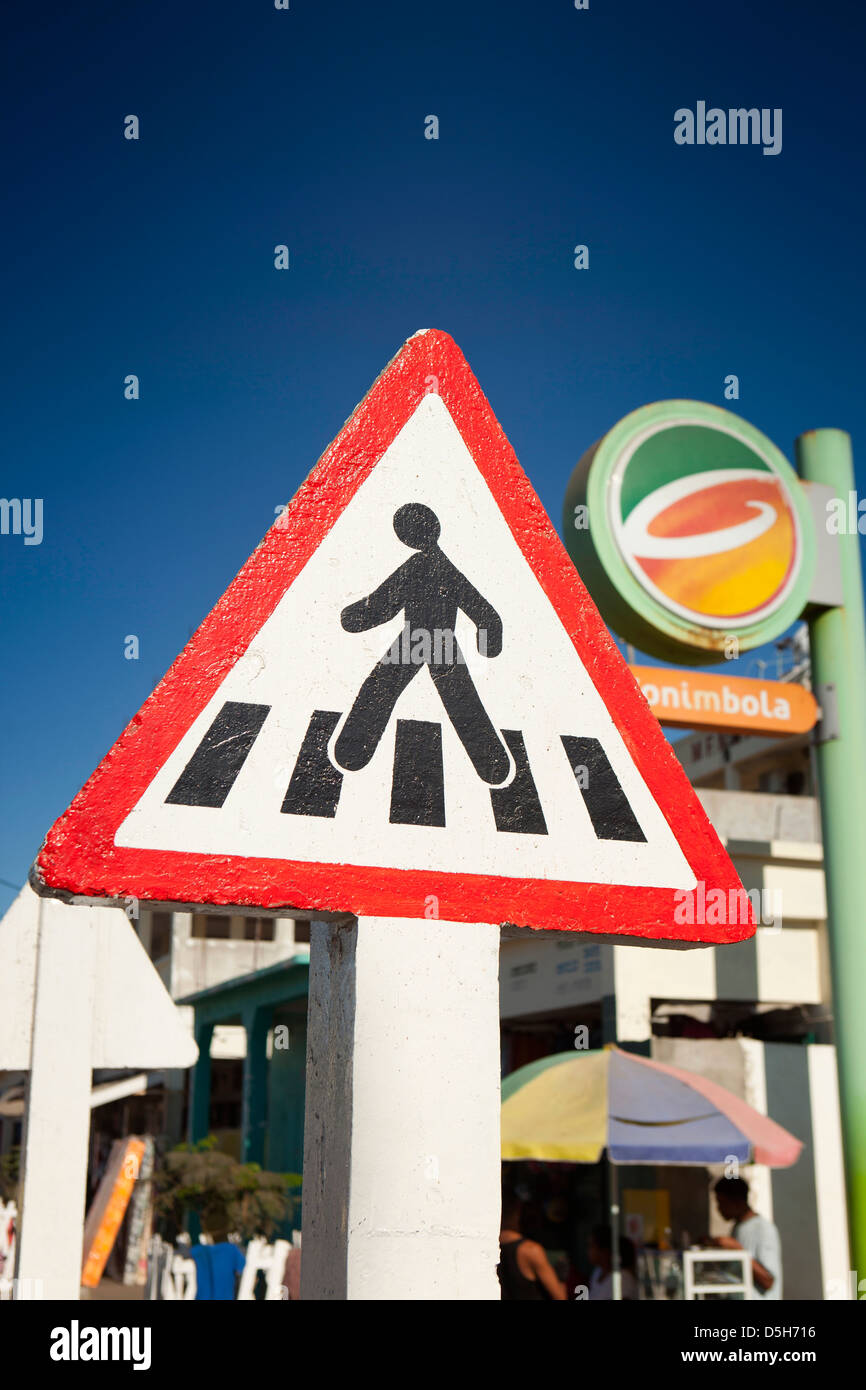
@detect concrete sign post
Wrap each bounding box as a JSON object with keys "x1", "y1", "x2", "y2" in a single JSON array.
[
  {"x1": 13, "y1": 895, "x2": 95, "y2": 1302},
  {"x1": 302, "y1": 917, "x2": 502, "y2": 1300},
  {"x1": 0, "y1": 886, "x2": 197, "y2": 1299},
  {"x1": 31, "y1": 331, "x2": 752, "y2": 1299}
]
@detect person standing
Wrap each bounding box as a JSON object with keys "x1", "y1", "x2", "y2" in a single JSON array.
[
  {"x1": 711, "y1": 1176, "x2": 782, "y2": 1300},
  {"x1": 587, "y1": 1225, "x2": 639, "y2": 1300},
  {"x1": 498, "y1": 1194, "x2": 568, "y2": 1301}
]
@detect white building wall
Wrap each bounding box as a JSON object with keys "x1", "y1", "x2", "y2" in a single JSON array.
[
  {"x1": 139, "y1": 908, "x2": 306, "y2": 1000},
  {"x1": 808, "y1": 1045, "x2": 853, "y2": 1299}
]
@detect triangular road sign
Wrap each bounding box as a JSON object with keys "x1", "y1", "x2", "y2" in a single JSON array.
[{"x1": 33, "y1": 331, "x2": 752, "y2": 944}]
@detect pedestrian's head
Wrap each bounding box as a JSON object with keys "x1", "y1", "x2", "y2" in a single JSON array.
[
  {"x1": 714, "y1": 1176, "x2": 750, "y2": 1221},
  {"x1": 588, "y1": 1225, "x2": 635, "y2": 1272},
  {"x1": 393, "y1": 502, "x2": 441, "y2": 551},
  {"x1": 501, "y1": 1191, "x2": 524, "y2": 1232}
]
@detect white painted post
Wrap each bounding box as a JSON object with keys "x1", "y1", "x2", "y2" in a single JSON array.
[
  {"x1": 301, "y1": 916, "x2": 502, "y2": 1300},
  {"x1": 15, "y1": 899, "x2": 96, "y2": 1300},
  {"x1": 0, "y1": 885, "x2": 198, "y2": 1301}
]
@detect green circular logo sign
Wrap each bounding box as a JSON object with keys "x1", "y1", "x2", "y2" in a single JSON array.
[{"x1": 563, "y1": 401, "x2": 815, "y2": 664}]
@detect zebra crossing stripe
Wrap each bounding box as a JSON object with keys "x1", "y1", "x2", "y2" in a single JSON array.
[
  {"x1": 281, "y1": 710, "x2": 344, "y2": 818},
  {"x1": 167, "y1": 708, "x2": 650, "y2": 845},
  {"x1": 561, "y1": 735, "x2": 647, "y2": 842},
  {"x1": 390, "y1": 719, "x2": 446, "y2": 827},
  {"x1": 490, "y1": 729, "x2": 547, "y2": 835},
  {"x1": 165, "y1": 701, "x2": 270, "y2": 809}
]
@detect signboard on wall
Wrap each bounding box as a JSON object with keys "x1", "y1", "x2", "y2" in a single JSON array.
[
  {"x1": 628, "y1": 665, "x2": 819, "y2": 735},
  {"x1": 564, "y1": 401, "x2": 816, "y2": 665}
]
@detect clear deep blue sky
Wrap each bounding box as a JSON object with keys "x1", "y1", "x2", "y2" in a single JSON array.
[{"x1": 2, "y1": 0, "x2": 865, "y2": 913}]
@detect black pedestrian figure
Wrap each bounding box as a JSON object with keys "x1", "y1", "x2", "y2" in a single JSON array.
[{"x1": 334, "y1": 503, "x2": 511, "y2": 785}]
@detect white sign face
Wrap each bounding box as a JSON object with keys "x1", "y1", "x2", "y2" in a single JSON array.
[
  {"x1": 116, "y1": 395, "x2": 696, "y2": 894},
  {"x1": 37, "y1": 330, "x2": 748, "y2": 939}
]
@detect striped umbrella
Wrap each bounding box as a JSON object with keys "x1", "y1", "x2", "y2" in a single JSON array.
[{"x1": 501, "y1": 1046, "x2": 801, "y2": 1298}]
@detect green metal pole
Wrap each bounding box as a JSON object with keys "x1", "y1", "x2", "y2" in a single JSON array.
[{"x1": 796, "y1": 428, "x2": 866, "y2": 1290}]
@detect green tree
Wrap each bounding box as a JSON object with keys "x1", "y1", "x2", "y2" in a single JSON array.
[
  {"x1": 152, "y1": 1137, "x2": 300, "y2": 1242},
  {"x1": 0, "y1": 1147, "x2": 20, "y2": 1204}
]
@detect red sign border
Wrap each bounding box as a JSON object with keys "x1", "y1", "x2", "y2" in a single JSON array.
[{"x1": 33, "y1": 331, "x2": 752, "y2": 944}]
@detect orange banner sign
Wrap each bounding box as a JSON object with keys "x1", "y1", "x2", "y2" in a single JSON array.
[
  {"x1": 629, "y1": 666, "x2": 819, "y2": 736},
  {"x1": 81, "y1": 1137, "x2": 145, "y2": 1289}
]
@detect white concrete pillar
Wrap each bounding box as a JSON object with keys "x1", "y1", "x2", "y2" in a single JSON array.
[
  {"x1": 808, "y1": 1044, "x2": 853, "y2": 1298},
  {"x1": 15, "y1": 900, "x2": 96, "y2": 1300},
  {"x1": 301, "y1": 916, "x2": 501, "y2": 1300},
  {"x1": 612, "y1": 945, "x2": 653, "y2": 1041},
  {"x1": 740, "y1": 1038, "x2": 773, "y2": 1221}
]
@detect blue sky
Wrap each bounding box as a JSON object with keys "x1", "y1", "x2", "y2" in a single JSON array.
[{"x1": 2, "y1": 0, "x2": 864, "y2": 912}]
